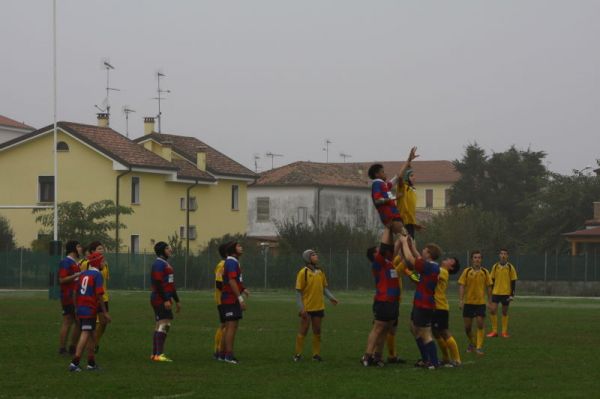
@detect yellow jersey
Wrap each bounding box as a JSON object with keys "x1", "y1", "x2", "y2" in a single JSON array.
[
  {"x1": 397, "y1": 181, "x2": 417, "y2": 225},
  {"x1": 214, "y1": 260, "x2": 225, "y2": 305},
  {"x1": 490, "y1": 262, "x2": 518, "y2": 295},
  {"x1": 80, "y1": 259, "x2": 110, "y2": 302},
  {"x1": 458, "y1": 267, "x2": 492, "y2": 305},
  {"x1": 295, "y1": 266, "x2": 328, "y2": 312},
  {"x1": 434, "y1": 267, "x2": 449, "y2": 310},
  {"x1": 392, "y1": 256, "x2": 405, "y2": 294}
]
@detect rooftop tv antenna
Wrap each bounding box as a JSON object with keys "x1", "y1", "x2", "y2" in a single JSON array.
[
  {"x1": 322, "y1": 139, "x2": 332, "y2": 163},
  {"x1": 94, "y1": 58, "x2": 120, "y2": 120},
  {"x1": 253, "y1": 153, "x2": 261, "y2": 172},
  {"x1": 122, "y1": 105, "x2": 136, "y2": 138},
  {"x1": 340, "y1": 152, "x2": 352, "y2": 162},
  {"x1": 153, "y1": 70, "x2": 171, "y2": 133},
  {"x1": 265, "y1": 152, "x2": 283, "y2": 170}
]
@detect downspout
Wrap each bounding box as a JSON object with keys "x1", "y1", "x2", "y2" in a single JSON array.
[
  {"x1": 185, "y1": 180, "x2": 198, "y2": 289},
  {"x1": 315, "y1": 185, "x2": 323, "y2": 228},
  {"x1": 116, "y1": 168, "x2": 132, "y2": 267}
]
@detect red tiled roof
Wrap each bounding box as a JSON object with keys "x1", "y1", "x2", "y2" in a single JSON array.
[
  {"x1": 171, "y1": 159, "x2": 215, "y2": 182},
  {"x1": 134, "y1": 133, "x2": 256, "y2": 179},
  {"x1": 254, "y1": 160, "x2": 458, "y2": 188},
  {"x1": 58, "y1": 122, "x2": 177, "y2": 170},
  {"x1": 0, "y1": 115, "x2": 34, "y2": 130},
  {"x1": 563, "y1": 226, "x2": 600, "y2": 238}
]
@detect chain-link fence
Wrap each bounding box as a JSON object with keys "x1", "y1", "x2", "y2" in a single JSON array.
[{"x1": 1, "y1": 249, "x2": 599, "y2": 292}]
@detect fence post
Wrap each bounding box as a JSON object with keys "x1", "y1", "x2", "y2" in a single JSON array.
[
  {"x1": 585, "y1": 251, "x2": 588, "y2": 282},
  {"x1": 346, "y1": 249, "x2": 349, "y2": 290},
  {"x1": 143, "y1": 251, "x2": 146, "y2": 290},
  {"x1": 19, "y1": 248, "x2": 23, "y2": 289},
  {"x1": 544, "y1": 251, "x2": 547, "y2": 282}
]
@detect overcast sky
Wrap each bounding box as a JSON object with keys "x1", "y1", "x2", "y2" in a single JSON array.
[{"x1": 1, "y1": 0, "x2": 599, "y2": 174}]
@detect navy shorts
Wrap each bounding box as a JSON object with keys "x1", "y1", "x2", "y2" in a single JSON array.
[
  {"x1": 219, "y1": 303, "x2": 243, "y2": 322},
  {"x1": 62, "y1": 304, "x2": 75, "y2": 316},
  {"x1": 153, "y1": 303, "x2": 174, "y2": 321},
  {"x1": 413, "y1": 307, "x2": 434, "y2": 328},
  {"x1": 373, "y1": 301, "x2": 399, "y2": 322},
  {"x1": 79, "y1": 318, "x2": 96, "y2": 332},
  {"x1": 463, "y1": 304, "x2": 486, "y2": 318}
]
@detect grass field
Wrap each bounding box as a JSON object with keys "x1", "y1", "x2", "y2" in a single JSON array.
[{"x1": 1, "y1": 290, "x2": 599, "y2": 399}]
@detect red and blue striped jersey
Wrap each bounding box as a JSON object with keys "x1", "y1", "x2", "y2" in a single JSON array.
[
  {"x1": 150, "y1": 258, "x2": 176, "y2": 306},
  {"x1": 58, "y1": 256, "x2": 80, "y2": 306},
  {"x1": 371, "y1": 179, "x2": 401, "y2": 224},
  {"x1": 372, "y1": 252, "x2": 400, "y2": 303},
  {"x1": 413, "y1": 258, "x2": 440, "y2": 310},
  {"x1": 75, "y1": 268, "x2": 104, "y2": 318},
  {"x1": 221, "y1": 256, "x2": 245, "y2": 305}
]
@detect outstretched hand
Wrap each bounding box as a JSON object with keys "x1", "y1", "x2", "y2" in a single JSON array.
[{"x1": 408, "y1": 147, "x2": 419, "y2": 162}]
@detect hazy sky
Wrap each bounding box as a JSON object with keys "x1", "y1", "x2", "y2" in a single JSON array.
[{"x1": 1, "y1": 0, "x2": 599, "y2": 174}]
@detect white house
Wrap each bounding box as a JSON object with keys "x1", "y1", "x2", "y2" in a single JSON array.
[
  {"x1": 247, "y1": 160, "x2": 459, "y2": 238},
  {"x1": 0, "y1": 115, "x2": 35, "y2": 144}
]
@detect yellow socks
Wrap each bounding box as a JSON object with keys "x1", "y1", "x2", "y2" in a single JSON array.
[
  {"x1": 214, "y1": 327, "x2": 223, "y2": 353},
  {"x1": 295, "y1": 334, "x2": 305, "y2": 355},
  {"x1": 490, "y1": 315, "x2": 498, "y2": 333},
  {"x1": 446, "y1": 336, "x2": 461, "y2": 364},
  {"x1": 502, "y1": 315, "x2": 509, "y2": 334},
  {"x1": 436, "y1": 337, "x2": 450, "y2": 362},
  {"x1": 476, "y1": 328, "x2": 484, "y2": 349},
  {"x1": 386, "y1": 333, "x2": 397, "y2": 357},
  {"x1": 312, "y1": 334, "x2": 321, "y2": 356}
]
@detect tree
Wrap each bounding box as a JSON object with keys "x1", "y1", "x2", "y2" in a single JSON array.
[
  {"x1": 419, "y1": 206, "x2": 513, "y2": 255},
  {"x1": 167, "y1": 232, "x2": 185, "y2": 256},
  {"x1": 32, "y1": 200, "x2": 134, "y2": 251},
  {"x1": 523, "y1": 172, "x2": 600, "y2": 252},
  {"x1": 0, "y1": 216, "x2": 16, "y2": 251}
]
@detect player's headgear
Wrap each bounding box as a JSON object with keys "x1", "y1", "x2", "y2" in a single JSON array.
[
  {"x1": 379, "y1": 242, "x2": 394, "y2": 258},
  {"x1": 368, "y1": 163, "x2": 383, "y2": 180},
  {"x1": 225, "y1": 241, "x2": 239, "y2": 256},
  {"x1": 403, "y1": 168, "x2": 414, "y2": 184},
  {"x1": 154, "y1": 241, "x2": 169, "y2": 258},
  {"x1": 87, "y1": 251, "x2": 104, "y2": 268},
  {"x1": 302, "y1": 249, "x2": 316, "y2": 264},
  {"x1": 448, "y1": 257, "x2": 461, "y2": 275},
  {"x1": 65, "y1": 240, "x2": 79, "y2": 255}
]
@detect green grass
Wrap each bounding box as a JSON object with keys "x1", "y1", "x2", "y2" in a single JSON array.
[{"x1": 1, "y1": 290, "x2": 599, "y2": 398}]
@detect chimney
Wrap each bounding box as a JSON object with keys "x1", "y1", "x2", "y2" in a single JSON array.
[
  {"x1": 196, "y1": 145, "x2": 207, "y2": 171},
  {"x1": 144, "y1": 117, "x2": 155, "y2": 135},
  {"x1": 161, "y1": 140, "x2": 173, "y2": 162},
  {"x1": 97, "y1": 113, "x2": 109, "y2": 128}
]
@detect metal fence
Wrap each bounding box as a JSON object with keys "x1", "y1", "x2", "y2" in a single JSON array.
[{"x1": 1, "y1": 249, "x2": 599, "y2": 291}]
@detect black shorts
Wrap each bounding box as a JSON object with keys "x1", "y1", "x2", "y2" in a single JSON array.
[
  {"x1": 217, "y1": 305, "x2": 226, "y2": 323},
  {"x1": 463, "y1": 304, "x2": 486, "y2": 318},
  {"x1": 432, "y1": 310, "x2": 449, "y2": 331},
  {"x1": 96, "y1": 301, "x2": 109, "y2": 313},
  {"x1": 62, "y1": 304, "x2": 75, "y2": 316},
  {"x1": 219, "y1": 303, "x2": 243, "y2": 322},
  {"x1": 79, "y1": 318, "x2": 96, "y2": 332},
  {"x1": 307, "y1": 310, "x2": 325, "y2": 318},
  {"x1": 373, "y1": 301, "x2": 399, "y2": 322},
  {"x1": 153, "y1": 303, "x2": 174, "y2": 321},
  {"x1": 492, "y1": 295, "x2": 511, "y2": 306},
  {"x1": 413, "y1": 307, "x2": 435, "y2": 328}
]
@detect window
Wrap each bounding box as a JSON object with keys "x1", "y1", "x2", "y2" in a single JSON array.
[
  {"x1": 131, "y1": 177, "x2": 140, "y2": 204},
  {"x1": 297, "y1": 207, "x2": 308, "y2": 225},
  {"x1": 180, "y1": 197, "x2": 197, "y2": 211},
  {"x1": 231, "y1": 185, "x2": 239, "y2": 210},
  {"x1": 179, "y1": 225, "x2": 197, "y2": 240},
  {"x1": 256, "y1": 197, "x2": 270, "y2": 222},
  {"x1": 130, "y1": 235, "x2": 140, "y2": 254},
  {"x1": 445, "y1": 189, "x2": 451, "y2": 207},
  {"x1": 56, "y1": 141, "x2": 69, "y2": 151},
  {"x1": 426, "y1": 189, "x2": 434, "y2": 208},
  {"x1": 38, "y1": 176, "x2": 54, "y2": 203}
]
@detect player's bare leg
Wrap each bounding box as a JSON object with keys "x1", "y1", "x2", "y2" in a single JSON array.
[
  {"x1": 310, "y1": 316, "x2": 323, "y2": 360},
  {"x1": 487, "y1": 302, "x2": 499, "y2": 337},
  {"x1": 59, "y1": 314, "x2": 74, "y2": 354},
  {"x1": 224, "y1": 320, "x2": 239, "y2": 363},
  {"x1": 463, "y1": 317, "x2": 475, "y2": 352}
]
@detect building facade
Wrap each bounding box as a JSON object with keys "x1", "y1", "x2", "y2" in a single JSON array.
[
  {"x1": 247, "y1": 161, "x2": 459, "y2": 238},
  {"x1": 0, "y1": 114, "x2": 35, "y2": 144},
  {"x1": 0, "y1": 115, "x2": 255, "y2": 252}
]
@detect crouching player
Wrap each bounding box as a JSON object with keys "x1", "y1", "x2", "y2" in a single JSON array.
[
  {"x1": 293, "y1": 249, "x2": 338, "y2": 362},
  {"x1": 150, "y1": 242, "x2": 181, "y2": 362},
  {"x1": 432, "y1": 255, "x2": 462, "y2": 366},
  {"x1": 362, "y1": 240, "x2": 400, "y2": 367},
  {"x1": 68, "y1": 252, "x2": 111, "y2": 371}
]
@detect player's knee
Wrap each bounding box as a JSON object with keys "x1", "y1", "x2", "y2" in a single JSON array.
[{"x1": 157, "y1": 323, "x2": 171, "y2": 333}]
